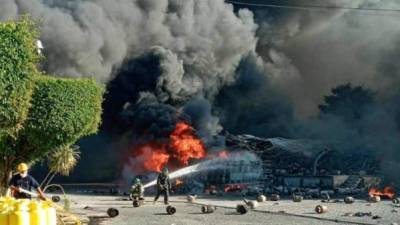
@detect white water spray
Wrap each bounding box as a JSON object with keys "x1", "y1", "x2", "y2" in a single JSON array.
[
  {"x1": 143, "y1": 151, "x2": 261, "y2": 189},
  {"x1": 143, "y1": 158, "x2": 223, "y2": 189}
]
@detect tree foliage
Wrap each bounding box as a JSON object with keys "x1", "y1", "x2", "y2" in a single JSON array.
[
  {"x1": 0, "y1": 19, "x2": 39, "y2": 139},
  {"x1": 48, "y1": 145, "x2": 81, "y2": 176},
  {"x1": 0, "y1": 19, "x2": 104, "y2": 192},
  {"x1": 17, "y1": 76, "x2": 103, "y2": 162},
  {"x1": 319, "y1": 83, "x2": 375, "y2": 122}
]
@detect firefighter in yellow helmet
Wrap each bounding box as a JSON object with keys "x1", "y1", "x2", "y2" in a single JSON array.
[{"x1": 9, "y1": 163, "x2": 46, "y2": 200}]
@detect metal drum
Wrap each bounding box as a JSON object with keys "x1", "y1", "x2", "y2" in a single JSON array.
[
  {"x1": 257, "y1": 195, "x2": 266, "y2": 203},
  {"x1": 107, "y1": 208, "x2": 119, "y2": 218},
  {"x1": 201, "y1": 205, "x2": 216, "y2": 214},
  {"x1": 166, "y1": 206, "x2": 176, "y2": 215},
  {"x1": 292, "y1": 195, "x2": 303, "y2": 202},
  {"x1": 315, "y1": 205, "x2": 328, "y2": 214},
  {"x1": 270, "y1": 194, "x2": 280, "y2": 201},
  {"x1": 344, "y1": 196, "x2": 354, "y2": 204}
]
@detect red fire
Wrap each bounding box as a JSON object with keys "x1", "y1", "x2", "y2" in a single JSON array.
[
  {"x1": 169, "y1": 122, "x2": 206, "y2": 166},
  {"x1": 369, "y1": 186, "x2": 396, "y2": 199},
  {"x1": 128, "y1": 122, "x2": 206, "y2": 173},
  {"x1": 224, "y1": 184, "x2": 248, "y2": 193},
  {"x1": 175, "y1": 179, "x2": 184, "y2": 186},
  {"x1": 217, "y1": 150, "x2": 229, "y2": 159}
]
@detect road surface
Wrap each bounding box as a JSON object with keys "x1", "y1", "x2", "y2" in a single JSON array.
[{"x1": 58, "y1": 194, "x2": 399, "y2": 225}]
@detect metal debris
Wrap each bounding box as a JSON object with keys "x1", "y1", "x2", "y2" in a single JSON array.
[
  {"x1": 371, "y1": 215, "x2": 381, "y2": 220},
  {"x1": 353, "y1": 212, "x2": 372, "y2": 217}
]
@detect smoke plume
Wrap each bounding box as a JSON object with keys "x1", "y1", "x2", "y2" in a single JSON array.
[
  {"x1": 252, "y1": 0, "x2": 400, "y2": 116},
  {"x1": 0, "y1": 0, "x2": 257, "y2": 103}
]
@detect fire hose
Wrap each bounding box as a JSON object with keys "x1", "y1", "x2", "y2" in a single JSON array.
[{"x1": 15, "y1": 188, "x2": 39, "y2": 198}]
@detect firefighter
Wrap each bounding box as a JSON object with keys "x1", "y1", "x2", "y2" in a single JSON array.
[
  {"x1": 153, "y1": 167, "x2": 171, "y2": 205},
  {"x1": 9, "y1": 163, "x2": 46, "y2": 200},
  {"x1": 130, "y1": 178, "x2": 144, "y2": 201}
]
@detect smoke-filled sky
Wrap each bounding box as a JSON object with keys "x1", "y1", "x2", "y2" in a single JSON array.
[
  {"x1": 2, "y1": 0, "x2": 400, "y2": 183},
  {"x1": 0, "y1": 0, "x2": 257, "y2": 103},
  {"x1": 238, "y1": 0, "x2": 400, "y2": 117},
  {"x1": 2, "y1": 0, "x2": 400, "y2": 116}
]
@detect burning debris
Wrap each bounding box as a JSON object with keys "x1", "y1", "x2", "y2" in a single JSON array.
[
  {"x1": 369, "y1": 186, "x2": 396, "y2": 199},
  {"x1": 223, "y1": 133, "x2": 385, "y2": 196},
  {"x1": 126, "y1": 122, "x2": 207, "y2": 174}
]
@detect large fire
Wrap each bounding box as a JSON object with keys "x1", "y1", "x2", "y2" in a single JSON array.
[
  {"x1": 129, "y1": 122, "x2": 206, "y2": 173},
  {"x1": 368, "y1": 186, "x2": 396, "y2": 199},
  {"x1": 169, "y1": 122, "x2": 207, "y2": 166}
]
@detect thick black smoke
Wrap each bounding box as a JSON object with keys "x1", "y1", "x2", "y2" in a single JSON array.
[
  {"x1": 102, "y1": 47, "x2": 223, "y2": 142},
  {"x1": 0, "y1": 0, "x2": 257, "y2": 102},
  {"x1": 244, "y1": 0, "x2": 400, "y2": 117},
  {"x1": 214, "y1": 54, "x2": 296, "y2": 138}
]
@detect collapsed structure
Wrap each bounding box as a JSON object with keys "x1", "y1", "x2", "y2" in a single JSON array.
[{"x1": 202, "y1": 133, "x2": 381, "y2": 195}]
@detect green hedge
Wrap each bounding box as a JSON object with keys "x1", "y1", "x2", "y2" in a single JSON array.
[
  {"x1": 0, "y1": 19, "x2": 104, "y2": 192},
  {"x1": 21, "y1": 76, "x2": 104, "y2": 160},
  {"x1": 0, "y1": 19, "x2": 39, "y2": 137}
]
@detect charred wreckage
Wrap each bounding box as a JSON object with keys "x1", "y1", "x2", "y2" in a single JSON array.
[{"x1": 175, "y1": 132, "x2": 386, "y2": 198}]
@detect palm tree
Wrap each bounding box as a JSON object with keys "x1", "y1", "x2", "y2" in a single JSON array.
[{"x1": 41, "y1": 145, "x2": 80, "y2": 188}]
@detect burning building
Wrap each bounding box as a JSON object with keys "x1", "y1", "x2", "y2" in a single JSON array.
[{"x1": 225, "y1": 133, "x2": 382, "y2": 194}]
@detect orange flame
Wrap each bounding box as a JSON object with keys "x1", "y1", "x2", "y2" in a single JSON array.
[
  {"x1": 129, "y1": 122, "x2": 206, "y2": 173},
  {"x1": 175, "y1": 179, "x2": 184, "y2": 186},
  {"x1": 368, "y1": 186, "x2": 396, "y2": 199},
  {"x1": 218, "y1": 150, "x2": 229, "y2": 159},
  {"x1": 224, "y1": 184, "x2": 248, "y2": 192},
  {"x1": 132, "y1": 144, "x2": 170, "y2": 173},
  {"x1": 169, "y1": 122, "x2": 206, "y2": 166}
]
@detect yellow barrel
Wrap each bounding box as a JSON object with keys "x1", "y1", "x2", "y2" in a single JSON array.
[
  {"x1": 42, "y1": 201, "x2": 57, "y2": 225},
  {"x1": 4, "y1": 197, "x2": 16, "y2": 206},
  {"x1": 0, "y1": 200, "x2": 10, "y2": 225},
  {"x1": 9, "y1": 200, "x2": 29, "y2": 225},
  {"x1": 29, "y1": 201, "x2": 47, "y2": 225}
]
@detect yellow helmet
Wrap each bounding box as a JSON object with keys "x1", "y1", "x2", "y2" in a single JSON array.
[{"x1": 17, "y1": 163, "x2": 28, "y2": 172}]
